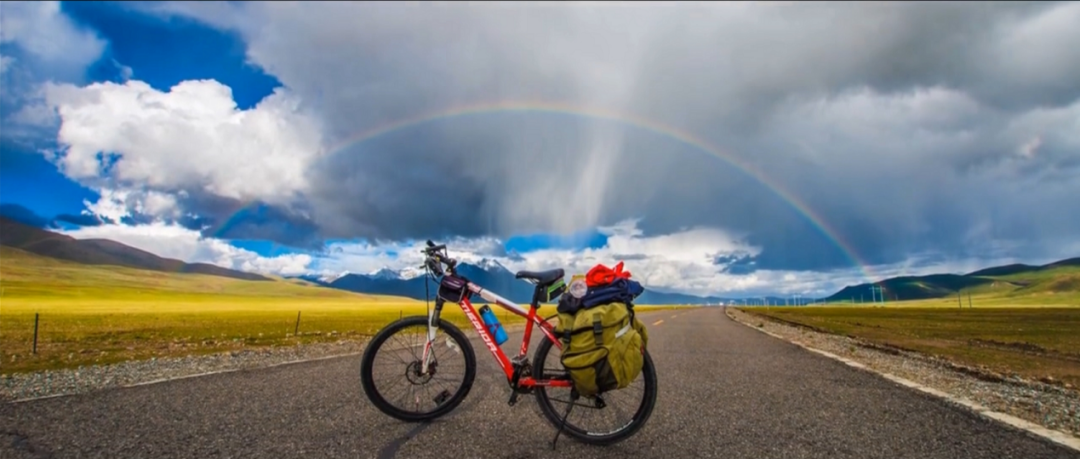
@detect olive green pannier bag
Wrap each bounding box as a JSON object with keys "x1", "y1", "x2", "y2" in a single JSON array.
[{"x1": 553, "y1": 301, "x2": 649, "y2": 397}]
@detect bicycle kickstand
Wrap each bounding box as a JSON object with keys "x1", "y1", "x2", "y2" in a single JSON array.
[{"x1": 551, "y1": 389, "x2": 579, "y2": 450}]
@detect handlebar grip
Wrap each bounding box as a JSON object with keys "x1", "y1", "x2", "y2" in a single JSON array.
[
  {"x1": 426, "y1": 258, "x2": 445, "y2": 276},
  {"x1": 423, "y1": 241, "x2": 446, "y2": 252}
]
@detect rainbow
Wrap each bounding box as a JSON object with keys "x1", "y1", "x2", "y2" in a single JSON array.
[{"x1": 224, "y1": 100, "x2": 880, "y2": 283}]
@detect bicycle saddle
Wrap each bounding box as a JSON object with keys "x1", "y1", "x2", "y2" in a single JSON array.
[{"x1": 514, "y1": 268, "x2": 565, "y2": 286}]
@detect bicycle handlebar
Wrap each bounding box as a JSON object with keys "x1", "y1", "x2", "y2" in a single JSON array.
[{"x1": 421, "y1": 240, "x2": 457, "y2": 277}]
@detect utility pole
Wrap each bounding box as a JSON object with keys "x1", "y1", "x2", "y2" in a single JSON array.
[
  {"x1": 957, "y1": 290, "x2": 962, "y2": 309},
  {"x1": 870, "y1": 285, "x2": 886, "y2": 304}
]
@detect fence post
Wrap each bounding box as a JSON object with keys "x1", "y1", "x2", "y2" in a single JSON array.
[
  {"x1": 33, "y1": 313, "x2": 39, "y2": 354},
  {"x1": 294, "y1": 311, "x2": 301, "y2": 336}
]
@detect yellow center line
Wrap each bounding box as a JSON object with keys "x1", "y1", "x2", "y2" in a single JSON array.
[{"x1": 653, "y1": 319, "x2": 664, "y2": 326}]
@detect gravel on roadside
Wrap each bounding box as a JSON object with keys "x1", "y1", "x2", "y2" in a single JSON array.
[
  {"x1": 0, "y1": 319, "x2": 538, "y2": 404},
  {"x1": 726, "y1": 307, "x2": 1080, "y2": 439},
  {"x1": 0, "y1": 339, "x2": 372, "y2": 403}
]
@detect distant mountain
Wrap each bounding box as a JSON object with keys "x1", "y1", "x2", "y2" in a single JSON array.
[
  {"x1": 634, "y1": 289, "x2": 734, "y2": 305},
  {"x1": 826, "y1": 274, "x2": 991, "y2": 302},
  {"x1": 1042, "y1": 257, "x2": 1080, "y2": 269},
  {"x1": 824, "y1": 256, "x2": 1080, "y2": 303},
  {"x1": 966, "y1": 263, "x2": 1040, "y2": 277},
  {"x1": 317, "y1": 258, "x2": 538, "y2": 304},
  {"x1": 308, "y1": 259, "x2": 737, "y2": 305},
  {"x1": 0, "y1": 216, "x2": 270, "y2": 281}
]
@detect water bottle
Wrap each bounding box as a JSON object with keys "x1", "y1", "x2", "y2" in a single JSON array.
[
  {"x1": 569, "y1": 274, "x2": 588, "y2": 298},
  {"x1": 478, "y1": 305, "x2": 509, "y2": 345}
]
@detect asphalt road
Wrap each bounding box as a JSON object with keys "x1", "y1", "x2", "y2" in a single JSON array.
[{"x1": 2, "y1": 307, "x2": 1077, "y2": 459}]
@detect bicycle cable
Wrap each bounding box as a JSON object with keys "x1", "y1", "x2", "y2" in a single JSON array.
[{"x1": 424, "y1": 258, "x2": 431, "y2": 319}]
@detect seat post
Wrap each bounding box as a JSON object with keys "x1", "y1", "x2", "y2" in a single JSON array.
[{"x1": 530, "y1": 285, "x2": 544, "y2": 309}]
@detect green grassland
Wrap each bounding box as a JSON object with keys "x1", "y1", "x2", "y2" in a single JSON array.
[
  {"x1": 739, "y1": 306, "x2": 1080, "y2": 387},
  {"x1": 738, "y1": 262, "x2": 1080, "y2": 387},
  {"x1": 1, "y1": 247, "x2": 684, "y2": 374},
  {"x1": 823, "y1": 258, "x2": 1080, "y2": 305}
]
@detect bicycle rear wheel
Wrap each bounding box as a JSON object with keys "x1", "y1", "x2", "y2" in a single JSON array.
[
  {"x1": 360, "y1": 315, "x2": 476, "y2": 422},
  {"x1": 532, "y1": 335, "x2": 657, "y2": 445}
]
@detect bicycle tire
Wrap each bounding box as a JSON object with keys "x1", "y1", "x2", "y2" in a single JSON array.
[
  {"x1": 360, "y1": 315, "x2": 476, "y2": 422},
  {"x1": 532, "y1": 335, "x2": 658, "y2": 445}
]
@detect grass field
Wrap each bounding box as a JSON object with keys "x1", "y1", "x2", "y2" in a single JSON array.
[
  {"x1": 738, "y1": 306, "x2": 1080, "y2": 387},
  {"x1": 814, "y1": 291, "x2": 1080, "y2": 308},
  {"x1": 818, "y1": 261, "x2": 1080, "y2": 307},
  {"x1": 1, "y1": 247, "x2": 686, "y2": 374}
]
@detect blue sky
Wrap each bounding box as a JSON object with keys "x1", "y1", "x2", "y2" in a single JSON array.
[
  {"x1": 2, "y1": 1, "x2": 1078, "y2": 297},
  {"x1": 0, "y1": 0, "x2": 612, "y2": 262},
  {"x1": 2, "y1": 1, "x2": 275, "y2": 213}
]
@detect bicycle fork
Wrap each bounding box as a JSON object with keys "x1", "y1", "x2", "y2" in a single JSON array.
[{"x1": 420, "y1": 301, "x2": 443, "y2": 374}]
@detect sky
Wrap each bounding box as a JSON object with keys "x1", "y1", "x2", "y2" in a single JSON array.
[{"x1": 1, "y1": 1, "x2": 1079, "y2": 298}]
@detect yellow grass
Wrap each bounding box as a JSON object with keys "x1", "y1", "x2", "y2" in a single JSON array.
[{"x1": 0, "y1": 247, "x2": 687, "y2": 374}]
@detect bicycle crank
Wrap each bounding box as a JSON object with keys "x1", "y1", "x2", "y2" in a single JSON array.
[{"x1": 507, "y1": 355, "x2": 532, "y2": 406}]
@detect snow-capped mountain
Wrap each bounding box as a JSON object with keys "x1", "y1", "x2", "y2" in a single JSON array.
[
  {"x1": 292, "y1": 258, "x2": 733, "y2": 305},
  {"x1": 475, "y1": 257, "x2": 508, "y2": 272},
  {"x1": 320, "y1": 271, "x2": 351, "y2": 283},
  {"x1": 319, "y1": 259, "x2": 532, "y2": 303},
  {"x1": 367, "y1": 268, "x2": 401, "y2": 281},
  {"x1": 398, "y1": 265, "x2": 427, "y2": 280}
]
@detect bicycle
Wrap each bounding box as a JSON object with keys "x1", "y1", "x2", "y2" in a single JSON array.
[{"x1": 359, "y1": 240, "x2": 657, "y2": 447}]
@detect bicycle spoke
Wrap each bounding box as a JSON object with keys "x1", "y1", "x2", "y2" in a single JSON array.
[
  {"x1": 362, "y1": 320, "x2": 472, "y2": 417},
  {"x1": 534, "y1": 337, "x2": 655, "y2": 441}
]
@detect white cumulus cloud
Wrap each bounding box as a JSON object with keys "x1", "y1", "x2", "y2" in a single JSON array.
[
  {"x1": 59, "y1": 221, "x2": 313, "y2": 277},
  {"x1": 310, "y1": 219, "x2": 766, "y2": 296},
  {"x1": 41, "y1": 79, "x2": 325, "y2": 209},
  {"x1": 0, "y1": 0, "x2": 106, "y2": 72}
]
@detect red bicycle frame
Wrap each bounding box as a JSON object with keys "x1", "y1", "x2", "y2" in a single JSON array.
[{"x1": 420, "y1": 280, "x2": 573, "y2": 389}]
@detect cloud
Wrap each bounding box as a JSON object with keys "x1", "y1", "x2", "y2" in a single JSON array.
[
  {"x1": 30, "y1": 2, "x2": 1080, "y2": 278},
  {"x1": 39, "y1": 212, "x2": 1075, "y2": 298},
  {"x1": 59, "y1": 221, "x2": 313, "y2": 277},
  {"x1": 81, "y1": 188, "x2": 181, "y2": 223},
  {"x1": 309, "y1": 218, "x2": 766, "y2": 296},
  {"x1": 42, "y1": 79, "x2": 323, "y2": 204},
  {"x1": 0, "y1": 1, "x2": 106, "y2": 74},
  {"x1": 0, "y1": 203, "x2": 50, "y2": 228},
  {"x1": 0, "y1": 55, "x2": 13, "y2": 75},
  {"x1": 36, "y1": 78, "x2": 327, "y2": 245},
  {"x1": 303, "y1": 218, "x2": 1062, "y2": 298},
  {"x1": 1, "y1": 1, "x2": 107, "y2": 142}
]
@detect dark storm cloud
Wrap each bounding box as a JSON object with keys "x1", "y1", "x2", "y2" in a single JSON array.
[
  {"x1": 163, "y1": 193, "x2": 324, "y2": 249},
  {"x1": 121, "y1": 2, "x2": 1080, "y2": 270},
  {"x1": 0, "y1": 203, "x2": 50, "y2": 228},
  {"x1": 54, "y1": 213, "x2": 103, "y2": 227}
]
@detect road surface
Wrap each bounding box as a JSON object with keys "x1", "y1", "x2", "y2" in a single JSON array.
[{"x1": 2, "y1": 308, "x2": 1077, "y2": 458}]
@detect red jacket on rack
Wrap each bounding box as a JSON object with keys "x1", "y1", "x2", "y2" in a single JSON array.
[{"x1": 586, "y1": 261, "x2": 632, "y2": 287}]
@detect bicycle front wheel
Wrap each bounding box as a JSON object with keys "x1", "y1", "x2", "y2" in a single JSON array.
[
  {"x1": 532, "y1": 335, "x2": 658, "y2": 445},
  {"x1": 360, "y1": 315, "x2": 476, "y2": 422}
]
